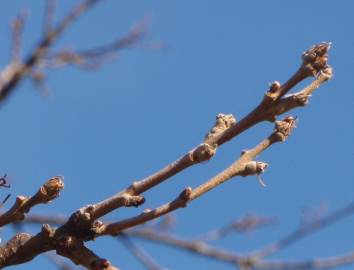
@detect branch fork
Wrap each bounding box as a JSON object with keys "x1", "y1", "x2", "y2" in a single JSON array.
[{"x1": 0, "y1": 40, "x2": 335, "y2": 269}]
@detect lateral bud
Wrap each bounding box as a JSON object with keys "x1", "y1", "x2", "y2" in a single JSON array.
[
  {"x1": 242, "y1": 161, "x2": 269, "y2": 187},
  {"x1": 39, "y1": 176, "x2": 65, "y2": 203},
  {"x1": 204, "y1": 113, "x2": 236, "y2": 144},
  {"x1": 242, "y1": 161, "x2": 268, "y2": 177},
  {"x1": 264, "y1": 81, "x2": 283, "y2": 102},
  {"x1": 273, "y1": 116, "x2": 297, "y2": 142},
  {"x1": 268, "y1": 81, "x2": 281, "y2": 93},
  {"x1": 190, "y1": 143, "x2": 217, "y2": 163}
]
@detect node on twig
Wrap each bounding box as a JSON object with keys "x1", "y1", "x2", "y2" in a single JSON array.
[
  {"x1": 273, "y1": 116, "x2": 297, "y2": 142},
  {"x1": 204, "y1": 113, "x2": 236, "y2": 143},
  {"x1": 242, "y1": 161, "x2": 269, "y2": 187},
  {"x1": 302, "y1": 42, "x2": 331, "y2": 76}
]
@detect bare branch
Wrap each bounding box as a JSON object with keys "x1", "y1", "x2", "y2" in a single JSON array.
[
  {"x1": 11, "y1": 199, "x2": 354, "y2": 270},
  {"x1": 41, "y1": 19, "x2": 148, "y2": 70},
  {"x1": 95, "y1": 116, "x2": 296, "y2": 236},
  {"x1": 196, "y1": 215, "x2": 278, "y2": 242},
  {"x1": 87, "y1": 110, "x2": 295, "y2": 222},
  {"x1": 250, "y1": 200, "x2": 354, "y2": 258},
  {"x1": 0, "y1": 194, "x2": 11, "y2": 209},
  {"x1": 189, "y1": 116, "x2": 296, "y2": 201},
  {"x1": 55, "y1": 235, "x2": 119, "y2": 270},
  {"x1": 0, "y1": 43, "x2": 335, "y2": 269},
  {"x1": 118, "y1": 233, "x2": 166, "y2": 270},
  {"x1": 210, "y1": 43, "x2": 331, "y2": 145},
  {"x1": 17, "y1": 200, "x2": 354, "y2": 269},
  {"x1": 127, "y1": 229, "x2": 354, "y2": 270},
  {"x1": 88, "y1": 193, "x2": 146, "y2": 221},
  {"x1": 127, "y1": 228, "x2": 244, "y2": 265},
  {"x1": 20, "y1": 213, "x2": 67, "y2": 226},
  {"x1": 0, "y1": 231, "x2": 53, "y2": 267},
  {"x1": 0, "y1": 176, "x2": 64, "y2": 227},
  {"x1": 43, "y1": 0, "x2": 57, "y2": 34},
  {"x1": 10, "y1": 11, "x2": 27, "y2": 63},
  {"x1": 46, "y1": 252, "x2": 79, "y2": 270},
  {"x1": 251, "y1": 251, "x2": 354, "y2": 270},
  {"x1": 266, "y1": 67, "x2": 333, "y2": 119},
  {"x1": 83, "y1": 43, "x2": 332, "y2": 224},
  {"x1": 96, "y1": 187, "x2": 191, "y2": 236},
  {"x1": 0, "y1": 0, "x2": 103, "y2": 104},
  {"x1": 0, "y1": 223, "x2": 118, "y2": 269}
]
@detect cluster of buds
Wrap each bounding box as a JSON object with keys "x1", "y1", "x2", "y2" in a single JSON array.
[
  {"x1": 38, "y1": 176, "x2": 65, "y2": 203},
  {"x1": 273, "y1": 116, "x2": 297, "y2": 142},
  {"x1": 302, "y1": 42, "x2": 331, "y2": 76},
  {"x1": 204, "y1": 113, "x2": 236, "y2": 144}
]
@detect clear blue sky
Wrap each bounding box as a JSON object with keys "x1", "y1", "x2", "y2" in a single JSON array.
[{"x1": 0, "y1": 1, "x2": 353, "y2": 269}]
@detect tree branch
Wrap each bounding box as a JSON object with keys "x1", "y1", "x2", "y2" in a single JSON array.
[
  {"x1": 0, "y1": 176, "x2": 64, "y2": 227},
  {"x1": 126, "y1": 228, "x2": 245, "y2": 265},
  {"x1": 118, "y1": 233, "x2": 166, "y2": 270},
  {"x1": 127, "y1": 228, "x2": 354, "y2": 270},
  {"x1": 0, "y1": 43, "x2": 334, "y2": 269},
  {"x1": 0, "y1": 0, "x2": 103, "y2": 104},
  {"x1": 46, "y1": 252, "x2": 79, "y2": 270},
  {"x1": 43, "y1": 0, "x2": 57, "y2": 34},
  {"x1": 195, "y1": 215, "x2": 277, "y2": 242},
  {"x1": 84, "y1": 43, "x2": 332, "y2": 223},
  {"x1": 41, "y1": 19, "x2": 147, "y2": 70},
  {"x1": 13, "y1": 200, "x2": 354, "y2": 269},
  {"x1": 55, "y1": 235, "x2": 119, "y2": 270},
  {"x1": 266, "y1": 68, "x2": 333, "y2": 119},
  {"x1": 251, "y1": 252, "x2": 354, "y2": 270},
  {"x1": 10, "y1": 11, "x2": 26, "y2": 63},
  {"x1": 250, "y1": 200, "x2": 354, "y2": 258},
  {"x1": 127, "y1": 201, "x2": 354, "y2": 270},
  {"x1": 95, "y1": 116, "x2": 296, "y2": 236}
]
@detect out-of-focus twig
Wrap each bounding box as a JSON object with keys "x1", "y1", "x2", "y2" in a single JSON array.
[
  {"x1": 0, "y1": 0, "x2": 149, "y2": 106},
  {"x1": 43, "y1": 0, "x2": 57, "y2": 34},
  {"x1": 0, "y1": 194, "x2": 11, "y2": 208},
  {"x1": 118, "y1": 233, "x2": 166, "y2": 270},
  {"x1": 251, "y1": 251, "x2": 354, "y2": 270},
  {"x1": 127, "y1": 228, "x2": 354, "y2": 270},
  {"x1": 13, "y1": 201, "x2": 354, "y2": 269},
  {"x1": 127, "y1": 228, "x2": 244, "y2": 265},
  {"x1": 0, "y1": 0, "x2": 103, "y2": 104},
  {"x1": 250, "y1": 200, "x2": 354, "y2": 258},
  {"x1": 45, "y1": 252, "x2": 78, "y2": 270},
  {"x1": 196, "y1": 215, "x2": 278, "y2": 242},
  {"x1": 41, "y1": 19, "x2": 147, "y2": 70},
  {"x1": 10, "y1": 11, "x2": 27, "y2": 63},
  {"x1": 17, "y1": 213, "x2": 67, "y2": 226}
]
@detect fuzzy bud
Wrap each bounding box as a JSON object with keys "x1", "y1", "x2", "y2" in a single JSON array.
[
  {"x1": 274, "y1": 116, "x2": 297, "y2": 141},
  {"x1": 242, "y1": 161, "x2": 268, "y2": 177},
  {"x1": 302, "y1": 42, "x2": 331, "y2": 76},
  {"x1": 268, "y1": 81, "x2": 281, "y2": 93}
]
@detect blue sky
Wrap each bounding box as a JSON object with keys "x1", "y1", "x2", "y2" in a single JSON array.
[{"x1": 0, "y1": 1, "x2": 353, "y2": 269}]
